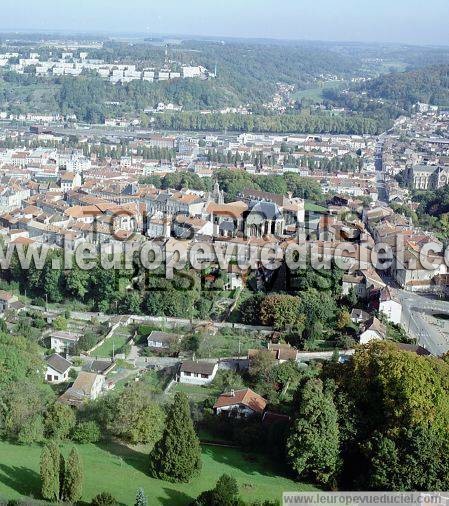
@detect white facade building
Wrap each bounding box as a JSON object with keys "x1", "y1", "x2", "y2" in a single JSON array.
[{"x1": 179, "y1": 360, "x2": 218, "y2": 385}]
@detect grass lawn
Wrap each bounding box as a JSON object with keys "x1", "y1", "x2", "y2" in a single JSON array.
[
  {"x1": 228, "y1": 288, "x2": 253, "y2": 323},
  {"x1": 168, "y1": 382, "x2": 219, "y2": 403},
  {"x1": 305, "y1": 202, "x2": 328, "y2": 213},
  {"x1": 197, "y1": 332, "x2": 263, "y2": 359},
  {"x1": 0, "y1": 440, "x2": 317, "y2": 505},
  {"x1": 94, "y1": 331, "x2": 130, "y2": 358},
  {"x1": 107, "y1": 371, "x2": 139, "y2": 394},
  {"x1": 141, "y1": 369, "x2": 173, "y2": 393}
]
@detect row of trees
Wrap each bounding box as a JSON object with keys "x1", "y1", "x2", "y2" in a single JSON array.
[
  {"x1": 202, "y1": 148, "x2": 362, "y2": 173},
  {"x1": 40, "y1": 442, "x2": 150, "y2": 505},
  {"x1": 151, "y1": 111, "x2": 386, "y2": 135},
  {"x1": 11, "y1": 255, "x2": 344, "y2": 330},
  {"x1": 40, "y1": 443, "x2": 83, "y2": 502},
  {"x1": 3, "y1": 251, "x2": 237, "y2": 324}
]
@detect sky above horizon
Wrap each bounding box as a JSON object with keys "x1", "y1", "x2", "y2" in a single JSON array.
[{"x1": 2, "y1": 0, "x2": 449, "y2": 46}]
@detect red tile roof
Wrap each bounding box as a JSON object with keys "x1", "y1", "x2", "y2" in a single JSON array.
[{"x1": 213, "y1": 388, "x2": 267, "y2": 414}]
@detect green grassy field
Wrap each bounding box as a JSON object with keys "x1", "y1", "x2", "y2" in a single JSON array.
[
  {"x1": 294, "y1": 80, "x2": 346, "y2": 102},
  {"x1": 93, "y1": 331, "x2": 130, "y2": 358},
  {"x1": 0, "y1": 440, "x2": 316, "y2": 505},
  {"x1": 197, "y1": 332, "x2": 263, "y2": 359},
  {"x1": 141, "y1": 369, "x2": 173, "y2": 393},
  {"x1": 168, "y1": 382, "x2": 219, "y2": 403}
]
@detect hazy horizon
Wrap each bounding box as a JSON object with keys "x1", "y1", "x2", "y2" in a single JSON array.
[{"x1": 1, "y1": 0, "x2": 449, "y2": 46}]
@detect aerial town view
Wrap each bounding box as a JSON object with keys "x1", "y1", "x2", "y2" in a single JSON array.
[{"x1": 1, "y1": 1, "x2": 449, "y2": 505}]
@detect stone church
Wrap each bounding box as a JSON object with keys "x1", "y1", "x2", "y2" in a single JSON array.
[{"x1": 407, "y1": 164, "x2": 449, "y2": 190}]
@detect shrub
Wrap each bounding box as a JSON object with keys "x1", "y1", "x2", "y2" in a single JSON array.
[
  {"x1": 53, "y1": 316, "x2": 68, "y2": 331},
  {"x1": 33, "y1": 297, "x2": 46, "y2": 307},
  {"x1": 91, "y1": 492, "x2": 118, "y2": 506},
  {"x1": 17, "y1": 415, "x2": 45, "y2": 445},
  {"x1": 72, "y1": 421, "x2": 101, "y2": 444},
  {"x1": 45, "y1": 403, "x2": 76, "y2": 440}
]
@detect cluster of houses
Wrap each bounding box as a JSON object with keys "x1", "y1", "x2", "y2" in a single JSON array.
[
  {"x1": 381, "y1": 108, "x2": 449, "y2": 200},
  {"x1": 45, "y1": 353, "x2": 115, "y2": 407},
  {"x1": 45, "y1": 348, "x2": 274, "y2": 419},
  {"x1": 363, "y1": 203, "x2": 447, "y2": 293}
]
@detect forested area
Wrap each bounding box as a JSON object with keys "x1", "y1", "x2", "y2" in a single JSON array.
[
  {"x1": 55, "y1": 75, "x2": 388, "y2": 133},
  {"x1": 387, "y1": 185, "x2": 449, "y2": 240},
  {"x1": 141, "y1": 169, "x2": 324, "y2": 202},
  {"x1": 358, "y1": 65, "x2": 449, "y2": 107},
  {"x1": 288, "y1": 342, "x2": 449, "y2": 489},
  {"x1": 401, "y1": 186, "x2": 449, "y2": 239},
  {"x1": 88, "y1": 40, "x2": 360, "y2": 104},
  {"x1": 0, "y1": 71, "x2": 388, "y2": 134},
  {"x1": 0, "y1": 39, "x2": 361, "y2": 121}
]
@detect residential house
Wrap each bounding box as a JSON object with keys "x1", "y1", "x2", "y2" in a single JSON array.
[
  {"x1": 342, "y1": 273, "x2": 366, "y2": 298},
  {"x1": 59, "y1": 172, "x2": 82, "y2": 192},
  {"x1": 247, "y1": 343, "x2": 298, "y2": 366},
  {"x1": 88, "y1": 360, "x2": 116, "y2": 375},
  {"x1": 213, "y1": 388, "x2": 267, "y2": 418},
  {"x1": 342, "y1": 269, "x2": 386, "y2": 300},
  {"x1": 50, "y1": 330, "x2": 82, "y2": 355},
  {"x1": 0, "y1": 290, "x2": 19, "y2": 313},
  {"x1": 178, "y1": 360, "x2": 218, "y2": 385},
  {"x1": 147, "y1": 331, "x2": 181, "y2": 350},
  {"x1": 58, "y1": 371, "x2": 105, "y2": 407},
  {"x1": 359, "y1": 317, "x2": 387, "y2": 345},
  {"x1": 390, "y1": 243, "x2": 446, "y2": 292},
  {"x1": 379, "y1": 287, "x2": 402, "y2": 325},
  {"x1": 267, "y1": 342, "x2": 298, "y2": 361},
  {"x1": 45, "y1": 354, "x2": 72, "y2": 384}
]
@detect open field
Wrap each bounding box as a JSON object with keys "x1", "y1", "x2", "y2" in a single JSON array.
[
  {"x1": 294, "y1": 80, "x2": 346, "y2": 102},
  {"x1": 197, "y1": 331, "x2": 264, "y2": 359},
  {"x1": 0, "y1": 440, "x2": 316, "y2": 505}
]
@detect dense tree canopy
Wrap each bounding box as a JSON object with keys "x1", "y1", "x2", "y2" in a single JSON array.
[
  {"x1": 360, "y1": 65, "x2": 449, "y2": 107},
  {"x1": 323, "y1": 341, "x2": 449, "y2": 489}
]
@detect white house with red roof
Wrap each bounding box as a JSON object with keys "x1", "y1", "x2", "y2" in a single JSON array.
[{"x1": 213, "y1": 388, "x2": 267, "y2": 418}]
